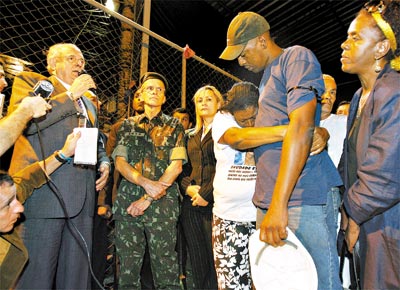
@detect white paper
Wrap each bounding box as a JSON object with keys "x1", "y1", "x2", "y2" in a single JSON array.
[{"x1": 73, "y1": 127, "x2": 98, "y2": 165}]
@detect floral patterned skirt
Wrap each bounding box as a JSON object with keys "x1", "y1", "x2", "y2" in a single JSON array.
[{"x1": 212, "y1": 214, "x2": 256, "y2": 290}]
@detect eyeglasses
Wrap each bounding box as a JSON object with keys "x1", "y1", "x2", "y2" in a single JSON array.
[
  {"x1": 143, "y1": 85, "x2": 164, "y2": 94},
  {"x1": 61, "y1": 55, "x2": 85, "y2": 66}
]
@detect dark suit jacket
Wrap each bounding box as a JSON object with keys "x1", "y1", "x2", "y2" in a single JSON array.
[
  {"x1": 8, "y1": 71, "x2": 109, "y2": 218},
  {"x1": 179, "y1": 129, "x2": 215, "y2": 212},
  {"x1": 339, "y1": 65, "x2": 400, "y2": 288}
]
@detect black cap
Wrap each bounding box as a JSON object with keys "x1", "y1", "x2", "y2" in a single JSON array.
[{"x1": 139, "y1": 72, "x2": 168, "y2": 91}]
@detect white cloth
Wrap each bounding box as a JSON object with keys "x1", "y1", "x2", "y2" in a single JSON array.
[
  {"x1": 211, "y1": 111, "x2": 257, "y2": 222},
  {"x1": 321, "y1": 113, "x2": 351, "y2": 288},
  {"x1": 320, "y1": 114, "x2": 347, "y2": 167},
  {"x1": 249, "y1": 228, "x2": 318, "y2": 290}
]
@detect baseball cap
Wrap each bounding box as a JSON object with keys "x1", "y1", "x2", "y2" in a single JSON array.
[
  {"x1": 139, "y1": 72, "x2": 168, "y2": 91},
  {"x1": 220, "y1": 11, "x2": 270, "y2": 60},
  {"x1": 249, "y1": 228, "x2": 318, "y2": 290}
]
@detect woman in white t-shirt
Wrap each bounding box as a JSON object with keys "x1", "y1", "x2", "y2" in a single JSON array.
[{"x1": 212, "y1": 82, "x2": 288, "y2": 290}]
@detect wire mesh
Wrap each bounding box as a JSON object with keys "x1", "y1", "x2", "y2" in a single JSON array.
[{"x1": 0, "y1": 0, "x2": 240, "y2": 133}]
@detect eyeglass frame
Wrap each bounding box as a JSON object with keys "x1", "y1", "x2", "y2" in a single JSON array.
[{"x1": 58, "y1": 55, "x2": 86, "y2": 66}]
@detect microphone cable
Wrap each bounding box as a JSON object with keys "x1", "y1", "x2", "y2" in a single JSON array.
[{"x1": 34, "y1": 117, "x2": 106, "y2": 290}]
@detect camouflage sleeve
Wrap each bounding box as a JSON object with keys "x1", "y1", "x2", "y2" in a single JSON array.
[
  {"x1": 112, "y1": 144, "x2": 128, "y2": 161},
  {"x1": 111, "y1": 119, "x2": 132, "y2": 161},
  {"x1": 170, "y1": 121, "x2": 187, "y2": 162}
]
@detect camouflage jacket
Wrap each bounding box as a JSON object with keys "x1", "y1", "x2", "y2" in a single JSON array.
[{"x1": 112, "y1": 112, "x2": 187, "y2": 220}]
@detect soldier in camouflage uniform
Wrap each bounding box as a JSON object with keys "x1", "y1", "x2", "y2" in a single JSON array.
[{"x1": 112, "y1": 72, "x2": 187, "y2": 289}]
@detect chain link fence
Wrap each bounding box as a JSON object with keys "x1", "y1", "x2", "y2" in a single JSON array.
[{"x1": 1, "y1": 0, "x2": 241, "y2": 133}]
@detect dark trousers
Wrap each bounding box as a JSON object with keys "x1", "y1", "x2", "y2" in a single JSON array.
[
  {"x1": 181, "y1": 198, "x2": 217, "y2": 289},
  {"x1": 92, "y1": 214, "x2": 109, "y2": 289}
]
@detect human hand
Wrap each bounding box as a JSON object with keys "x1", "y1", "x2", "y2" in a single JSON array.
[
  {"x1": 59, "y1": 131, "x2": 81, "y2": 158},
  {"x1": 20, "y1": 96, "x2": 52, "y2": 118},
  {"x1": 310, "y1": 127, "x2": 329, "y2": 155},
  {"x1": 68, "y1": 74, "x2": 96, "y2": 100},
  {"x1": 97, "y1": 204, "x2": 112, "y2": 219},
  {"x1": 186, "y1": 185, "x2": 200, "y2": 198},
  {"x1": 345, "y1": 218, "x2": 360, "y2": 254},
  {"x1": 143, "y1": 180, "x2": 169, "y2": 200},
  {"x1": 191, "y1": 193, "x2": 208, "y2": 207},
  {"x1": 259, "y1": 204, "x2": 288, "y2": 247},
  {"x1": 96, "y1": 163, "x2": 110, "y2": 191},
  {"x1": 339, "y1": 206, "x2": 349, "y2": 231},
  {"x1": 127, "y1": 198, "x2": 151, "y2": 217}
]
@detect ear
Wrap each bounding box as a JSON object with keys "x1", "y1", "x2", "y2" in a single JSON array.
[
  {"x1": 375, "y1": 39, "x2": 391, "y2": 59},
  {"x1": 48, "y1": 58, "x2": 57, "y2": 71},
  {"x1": 258, "y1": 35, "x2": 267, "y2": 48},
  {"x1": 48, "y1": 58, "x2": 57, "y2": 72}
]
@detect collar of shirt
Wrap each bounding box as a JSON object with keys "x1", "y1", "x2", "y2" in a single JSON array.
[
  {"x1": 138, "y1": 111, "x2": 164, "y2": 126},
  {"x1": 56, "y1": 76, "x2": 71, "y2": 91}
]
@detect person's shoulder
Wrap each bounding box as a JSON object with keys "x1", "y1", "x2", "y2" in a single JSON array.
[
  {"x1": 111, "y1": 119, "x2": 125, "y2": 130},
  {"x1": 283, "y1": 45, "x2": 318, "y2": 61},
  {"x1": 214, "y1": 110, "x2": 230, "y2": 119},
  {"x1": 186, "y1": 127, "x2": 196, "y2": 138},
  {"x1": 16, "y1": 71, "x2": 44, "y2": 78},
  {"x1": 162, "y1": 113, "x2": 183, "y2": 127},
  {"x1": 380, "y1": 68, "x2": 400, "y2": 90},
  {"x1": 13, "y1": 71, "x2": 47, "y2": 83}
]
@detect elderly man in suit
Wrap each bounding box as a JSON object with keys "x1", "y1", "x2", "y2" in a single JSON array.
[{"x1": 7, "y1": 43, "x2": 110, "y2": 289}]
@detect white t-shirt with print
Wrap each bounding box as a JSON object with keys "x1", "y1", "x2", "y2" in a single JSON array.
[{"x1": 212, "y1": 111, "x2": 257, "y2": 222}]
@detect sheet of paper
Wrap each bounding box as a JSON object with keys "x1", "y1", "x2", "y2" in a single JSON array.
[{"x1": 73, "y1": 127, "x2": 98, "y2": 165}]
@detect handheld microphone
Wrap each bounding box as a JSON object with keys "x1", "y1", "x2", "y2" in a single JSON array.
[{"x1": 31, "y1": 80, "x2": 54, "y2": 101}]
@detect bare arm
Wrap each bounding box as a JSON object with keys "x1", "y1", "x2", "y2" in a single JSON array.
[
  {"x1": 219, "y1": 123, "x2": 328, "y2": 154},
  {"x1": 116, "y1": 157, "x2": 182, "y2": 217},
  {"x1": 159, "y1": 160, "x2": 182, "y2": 189},
  {"x1": 260, "y1": 99, "x2": 316, "y2": 246},
  {"x1": 219, "y1": 125, "x2": 287, "y2": 150},
  {"x1": 0, "y1": 96, "x2": 51, "y2": 156},
  {"x1": 115, "y1": 156, "x2": 168, "y2": 199},
  {"x1": 15, "y1": 131, "x2": 80, "y2": 203},
  {"x1": 38, "y1": 131, "x2": 81, "y2": 175}
]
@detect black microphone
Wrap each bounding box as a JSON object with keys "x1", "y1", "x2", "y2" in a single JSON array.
[{"x1": 31, "y1": 80, "x2": 54, "y2": 101}]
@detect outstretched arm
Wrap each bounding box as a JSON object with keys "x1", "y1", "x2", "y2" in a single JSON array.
[
  {"x1": 14, "y1": 131, "x2": 81, "y2": 203},
  {"x1": 219, "y1": 125, "x2": 287, "y2": 150},
  {"x1": 0, "y1": 96, "x2": 51, "y2": 156},
  {"x1": 219, "y1": 124, "x2": 327, "y2": 154}
]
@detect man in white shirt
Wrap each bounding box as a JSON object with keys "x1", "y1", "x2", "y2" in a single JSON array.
[{"x1": 320, "y1": 74, "x2": 351, "y2": 289}]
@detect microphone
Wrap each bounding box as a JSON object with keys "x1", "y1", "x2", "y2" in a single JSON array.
[{"x1": 31, "y1": 80, "x2": 54, "y2": 101}]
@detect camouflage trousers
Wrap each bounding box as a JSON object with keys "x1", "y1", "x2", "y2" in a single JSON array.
[{"x1": 115, "y1": 217, "x2": 181, "y2": 289}]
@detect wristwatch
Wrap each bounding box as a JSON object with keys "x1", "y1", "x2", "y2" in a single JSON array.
[{"x1": 143, "y1": 194, "x2": 154, "y2": 203}]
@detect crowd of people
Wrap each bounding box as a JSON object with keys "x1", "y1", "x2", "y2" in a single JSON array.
[{"x1": 0, "y1": 0, "x2": 399, "y2": 289}]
